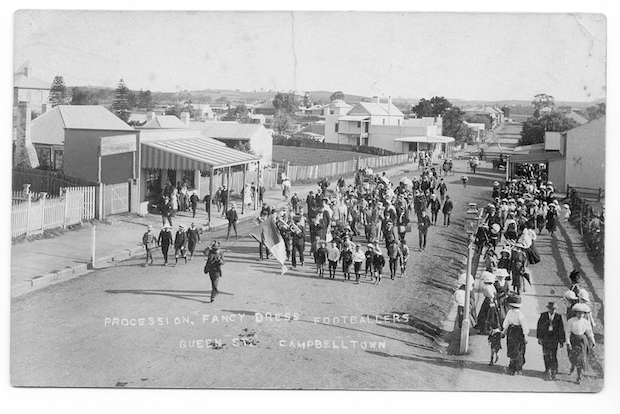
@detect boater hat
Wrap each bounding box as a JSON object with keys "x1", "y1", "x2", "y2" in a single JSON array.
[
  {"x1": 482, "y1": 271, "x2": 496, "y2": 284},
  {"x1": 572, "y1": 303, "x2": 591, "y2": 313},
  {"x1": 564, "y1": 290, "x2": 578, "y2": 301},
  {"x1": 494, "y1": 268, "x2": 509, "y2": 278},
  {"x1": 546, "y1": 301, "x2": 558, "y2": 310}
]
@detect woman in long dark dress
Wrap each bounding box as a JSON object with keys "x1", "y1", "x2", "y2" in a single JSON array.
[
  {"x1": 565, "y1": 303, "x2": 596, "y2": 384},
  {"x1": 502, "y1": 295, "x2": 528, "y2": 375},
  {"x1": 475, "y1": 272, "x2": 499, "y2": 334},
  {"x1": 493, "y1": 268, "x2": 510, "y2": 325},
  {"x1": 546, "y1": 204, "x2": 558, "y2": 236}
]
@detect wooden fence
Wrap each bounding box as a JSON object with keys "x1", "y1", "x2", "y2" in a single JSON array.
[
  {"x1": 285, "y1": 153, "x2": 409, "y2": 183},
  {"x1": 103, "y1": 182, "x2": 130, "y2": 216},
  {"x1": 11, "y1": 186, "x2": 97, "y2": 239},
  {"x1": 211, "y1": 166, "x2": 280, "y2": 195}
]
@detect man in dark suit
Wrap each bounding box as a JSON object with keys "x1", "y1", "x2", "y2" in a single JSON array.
[{"x1": 536, "y1": 301, "x2": 565, "y2": 380}]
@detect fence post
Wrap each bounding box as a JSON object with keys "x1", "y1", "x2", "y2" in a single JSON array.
[
  {"x1": 598, "y1": 188, "x2": 602, "y2": 202},
  {"x1": 97, "y1": 183, "x2": 104, "y2": 221},
  {"x1": 25, "y1": 193, "x2": 32, "y2": 237},
  {"x1": 63, "y1": 187, "x2": 69, "y2": 229},
  {"x1": 39, "y1": 192, "x2": 47, "y2": 231}
]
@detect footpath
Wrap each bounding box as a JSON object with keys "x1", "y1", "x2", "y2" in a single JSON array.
[{"x1": 11, "y1": 162, "x2": 415, "y2": 298}]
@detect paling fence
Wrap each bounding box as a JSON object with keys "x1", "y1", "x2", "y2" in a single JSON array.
[
  {"x1": 212, "y1": 166, "x2": 280, "y2": 196},
  {"x1": 286, "y1": 154, "x2": 410, "y2": 183},
  {"x1": 11, "y1": 186, "x2": 97, "y2": 239},
  {"x1": 103, "y1": 182, "x2": 130, "y2": 216}
]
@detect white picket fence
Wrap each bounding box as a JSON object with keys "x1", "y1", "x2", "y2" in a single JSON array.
[
  {"x1": 286, "y1": 154, "x2": 409, "y2": 182},
  {"x1": 11, "y1": 186, "x2": 96, "y2": 239}
]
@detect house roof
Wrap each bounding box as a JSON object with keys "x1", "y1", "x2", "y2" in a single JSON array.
[
  {"x1": 348, "y1": 101, "x2": 404, "y2": 117},
  {"x1": 339, "y1": 115, "x2": 370, "y2": 122},
  {"x1": 509, "y1": 150, "x2": 564, "y2": 164},
  {"x1": 140, "y1": 115, "x2": 188, "y2": 129},
  {"x1": 329, "y1": 100, "x2": 353, "y2": 109},
  {"x1": 189, "y1": 121, "x2": 269, "y2": 141},
  {"x1": 14, "y1": 73, "x2": 51, "y2": 90},
  {"x1": 31, "y1": 105, "x2": 134, "y2": 145},
  {"x1": 141, "y1": 138, "x2": 260, "y2": 170},
  {"x1": 295, "y1": 124, "x2": 325, "y2": 136}
]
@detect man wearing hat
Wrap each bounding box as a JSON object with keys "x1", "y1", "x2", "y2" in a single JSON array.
[
  {"x1": 174, "y1": 225, "x2": 188, "y2": 266},
  {"x1": 142, "y1": 225, "x2": 157, "y2": 267},
  {"x1": 225, "y1": 202, "x2": 239, "y2": 241},
  {"x1": 442, "y1": 195, "x2": 453, "y2": 226},
  {"x1": 536, "y1": 302, "x2": 565, "y2": 380},
  {"x1": 187, "y1": 222, "x2": 201, "y2": 261},
  {"x1": 417, "y1": 210, "x2": 431, "y2": 251},
  {"x1": 158, "y1": 224, "x2": 173, "y2": 266},
  {"x1": 204, "y1": 241, "x2": 225, "y2": 303}
]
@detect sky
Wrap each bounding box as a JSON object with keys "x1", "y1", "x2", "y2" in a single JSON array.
[{"x1": 14, "y1": 10, "x2": 607, "y2": 103}]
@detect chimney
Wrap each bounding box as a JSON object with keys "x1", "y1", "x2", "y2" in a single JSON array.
[
  {"x1": 388, "y1": 96, "x2": 392, "y2": 115},
  {"x1": 372, "y1": 96, "x2": 380, "y2": 104},
  {"x1": 13, "y1": 101, "x2": 40, "y2": 168},
  {"x1": 147, "y1": 111, "x2": 156, "y2": 121},
  {"x1": 23, "y1": 65, "x2": 31, "y2": 77},
  {"x1": 41, "y1": 103, "x2": 47, "y2": 114},
  {"x1": 180, "y1": 111, "x2": 190, "y2": 127}
]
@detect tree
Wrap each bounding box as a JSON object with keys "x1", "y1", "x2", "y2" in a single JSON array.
[
  {"x1": 519, "y1": 112, "x2": 579, "y2": 145},
  {"x1": 223, "y1": 104, "x2": 250, "y2": 122},
  {"x1": 273, "y1": 92, "x2": 299, "y2": 114},
  {"x1": 411, "y1": 96, "x2": 453, "y2": 118},
  {"x1": 330, "y1": 91, "x2": 345, "y2": 101},
  {"x1": 70, "y1": 87, "x2": 91, "y2": 105},
  {"x1": 442, "y1": 107, "x2": 471, "y2": 143},
  {"x1": 234, "y1": 141, "x2": 255, "y2": 154},
  {"x1": 301, "y1": 92, "x2": 312, "y2": 108},
  {"x1": 165, "y1": 102, "x2": 195, "y2": 119},
  {"x1": 138, "y1": 89, "x2": 153, "y2": 110},
  {"x1": 272, "y1": 110, "x2": 293, "y2": 134},
  {"x1": 501, "y1": 105, "x2": 510, "y2": 118},
  {"x1": 466, "y1": 114, "x2": 492, "y2": 130},
  {"x1": 532, "y1": 93, "x2": 555, "y2": 118},
  {"x1": 585, "y1": 103, "x2": 606, "y2": 120},
  {"x1": 112, "y1": 79, "x2": 132, "y2": 123},
  {"x1": 49, "y1": 75, "x2": 68, "y2": 107}
]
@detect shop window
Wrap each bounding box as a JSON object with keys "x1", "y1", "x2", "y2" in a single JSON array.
[
  {"x1": 145, "y1": 169, "x2": 162, "y2": 198},
  {"x1": 180, "y1": 170, "x2": 195, "y2": 188}
]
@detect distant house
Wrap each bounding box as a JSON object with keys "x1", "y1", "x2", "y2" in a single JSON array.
[
  {"x1": 30, "y1": 105, "x2": 138, "y2": 183},
  {"x1": 293, "y1": 124, "x2": 326, "y2": 142},
  {"x1": 140, "y1": 113, "x2": 190, "y2": 129},
  {"x1": 462, "y1": 106, "x2": 504, "y2": 128},
  {"x1": 14, "y1": 62, "x2": 51, "y2": 113},
  {"x1": 465, "y1": 122, "x2": 486, "y2": 142},
  {"x1": 189, "y1": 121, "x2": 273, "y2": 164}
]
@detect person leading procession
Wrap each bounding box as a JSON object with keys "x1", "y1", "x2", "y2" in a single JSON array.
[
  {"x1": 142, "y1": 225, "x2": 157, "y2": 267},
  {"x1": 190, "y1": 191, "x2": 199, "y2": 218},
  {"x1": 204, "y1": 241, "x2": 225, "y2": 303},
  {"x1": 174, "y1": 224, "x2": 188, "y2": 266},
  {"x1": 352, "y1": 244, "x2": 365, "y2": 284},
  {"x1": 536, "y1": 301, "x2": 565, "y2": 380},
  {"x1": 290, "y1": 215, "x2": 305, "y2": 268},
  {"x1": 157, "y1": 224, "x2": 173, "y2": 266}
]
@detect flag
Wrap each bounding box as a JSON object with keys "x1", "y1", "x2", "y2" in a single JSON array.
[{"x1": 250, "y1": 216, "x2": 288, "y2": 274}]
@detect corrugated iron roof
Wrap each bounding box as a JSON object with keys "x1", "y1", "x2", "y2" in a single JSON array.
[
  {"x1": 141, "y1": 115, "x2": 188, "y2": 129},
  {"x1": 141, "y1": 138, "x2": 260, "y2": 170},
  {"x1": 189, "y1": 121, "x2": 268, "y2": 140},
  {"x1": 394, "y1": 135, "x2": 455, "y2": 143},
  {"x1": 31, "y1": 105, "x2": 133, "y2": 145},
  {"x1": 339, "y1": 115, "x2": 370, "y2": 122},
  {"x1": 348, "y1": 101, "x2": 404, "y2": 117}
]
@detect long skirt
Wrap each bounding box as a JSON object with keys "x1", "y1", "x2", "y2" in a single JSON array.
[
  {"x1": 536, "y1": 215, "x2": 545, "y2": 232},
  {"x1": 525, "y1": 242, "x2": 541, "y2": 264},
  {"x1": 568, "y1": 333, "x2": 592, "y2": 370},
  {"x1": 475, "y1": 299, "x2": 501, "y2": 332},
  {"x1": 506, "y1": 324, "x2": 526, "y2": 373}
]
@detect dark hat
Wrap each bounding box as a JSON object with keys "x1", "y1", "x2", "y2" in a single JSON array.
[
  {"x1": 210, "y1": 241, "x2": 220, "y2": 249},
  {"x1": 507, "y1": 295, "x2": 522, "y2": 307},
  {"x1": 546, "y1": 301, "x2": 558, "y2": 310},
  {"x1": 569, "y1": 269, "x2": 581, "y2": 282}
]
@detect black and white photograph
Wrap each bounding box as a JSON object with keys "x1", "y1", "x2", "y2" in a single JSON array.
[{"x1": 5, "y1": 2, "x2": 618, "y2": 411}]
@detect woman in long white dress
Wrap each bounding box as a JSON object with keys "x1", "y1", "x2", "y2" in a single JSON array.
[{"x1": 243, "y1": 183, "x2": 252, "y2": 207}]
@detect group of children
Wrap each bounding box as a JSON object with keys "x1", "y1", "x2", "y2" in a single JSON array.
[{"x1": 311, "y1": 237, "x2": 409, "y2": 284}]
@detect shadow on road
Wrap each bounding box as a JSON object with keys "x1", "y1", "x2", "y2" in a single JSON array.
[{"x1": 104, "y1": 288, "x2": 233, "y2": 304}]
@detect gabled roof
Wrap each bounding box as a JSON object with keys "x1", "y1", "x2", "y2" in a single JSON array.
[
  {"x1": 329, "y1": 100, "x2": 352, "y2": 109},
  {"x1": 296, "y1": 124, "x2": 325, "y2": 136},
  {"x1": 348, "y1": 101, "x2": 404, "y2": 117},
  {"x1": 140, "y1": 115, "x2": 188, "y2": 129},
  {"x1": 14, "y1": 73, "x2": 52, "y2": 90},
  {"x1": 31, "y1": 105, "x2": 134, "y2": 145},
  {"x1": 189, "y1": 121, "x2": 269, "y2": 141}
]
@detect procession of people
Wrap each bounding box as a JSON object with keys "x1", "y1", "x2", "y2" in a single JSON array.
[
  {"x1": 140, "y1": 156, "x2": 599, "y2": 385},
  {"x1": 457, "y1": 171, "x2": 598, "y2": 383}
]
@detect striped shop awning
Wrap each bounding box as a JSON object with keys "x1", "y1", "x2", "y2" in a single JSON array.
[{"x1": 141, "y1": 138, "x2": 261, "y2": 171}]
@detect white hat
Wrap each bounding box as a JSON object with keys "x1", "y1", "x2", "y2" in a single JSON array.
[
  {"x1": 482, "y1": 271, "x2": 496, "y2": 283},
  {"x1": 572, "y1": 303, "x2": 591, "y2": 313},
  {"x1": 564, "y1": 290, "x2": 578, "y2": 301},
  {"x1": 494, "y1": 268, "x2": 509, "y2": 278},
  {"x1": 578, "y1": 289, "x2": 590, "y2": 301},
  {"x1": 457, "y1": 272, "x2": 474, "y2": 287}
]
